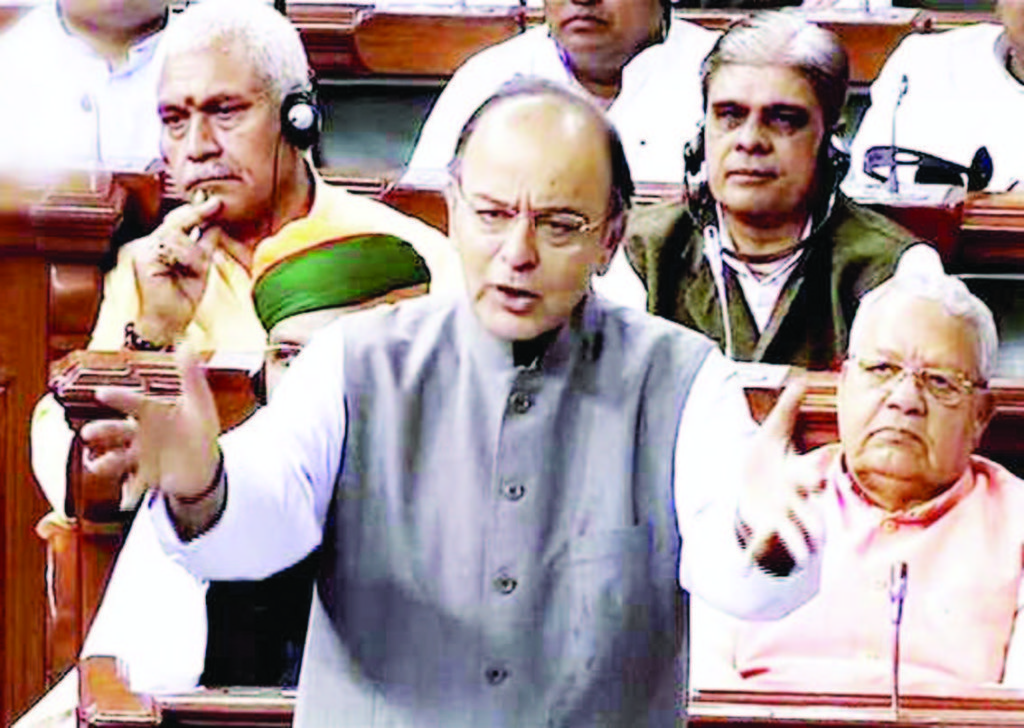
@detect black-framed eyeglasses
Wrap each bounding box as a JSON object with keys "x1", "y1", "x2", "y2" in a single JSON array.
[
  {"x1": 848, "y1": 356, "x2": 986, "y2": 407},
  {"x1": 451, "y1": 180, "x2": 610, "y2": 248}
]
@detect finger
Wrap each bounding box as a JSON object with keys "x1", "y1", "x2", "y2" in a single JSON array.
[
  {"x1": 162, "y1": 195, "x2": 223, "y2": 237},
  {"x1": 761, "y1": 377, "x2": 809, "y2": 445},
  {"x1": 83, "y1": 447, "x2": 137, "y2": 482},
  {"x1": 80, "y1": 418, "x2": 137, "y2": 450},
  {"x1": 176, "y1": 345, "x2": 219, "y2": 426},
  {"x1": 95, "y1": 386, "x2": 150, "y2": 419}
]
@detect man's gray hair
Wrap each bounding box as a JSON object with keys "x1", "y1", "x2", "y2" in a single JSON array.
[
  {"x1": 700, "y1": 11, "x2": 849, "y2": 131},
  {"x1": 162, "y1": 0, "x2": 311, "y2": 105},
  {"x1": 849, "y1": 273, "x2": 1000, "y2": 383}
]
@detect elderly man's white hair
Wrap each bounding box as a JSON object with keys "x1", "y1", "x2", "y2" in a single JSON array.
[
  {"x1": 162, "y1": 0, "x2": 310, "y2": 106},
  {"x1": 849, "y1": 272, "x2": 1000, "y2": 383}
]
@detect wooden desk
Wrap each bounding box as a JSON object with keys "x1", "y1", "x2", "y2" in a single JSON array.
[
  {"x1": 690, "y1": 689, "x2": 1024, "y2": 728},
  {"x1": 0, "y1": 174, "x2": 128, "y2": 725},
  {"x1": 76, "y1": 658, "x2": 1024, "y2": 728}
]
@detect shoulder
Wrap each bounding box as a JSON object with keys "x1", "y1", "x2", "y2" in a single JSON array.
[
  {"x1": 884, "y1": 23, "x2": 1001, "y2": 71},
  {"x1": 452, "y1": 25, "x2": 550, "y2": 76},
  {"x1": 827, "y1": 194, "x2": 921, "y2": 257},
  {"x1": 662, "y1": 18, "x2": 720, "y2": 58},
  {"x1": 0, "y1": 4, "x2": 57, "y2": 52},
  {"x1": 970, "y1": 455, "x2": 1024, "y2": 508},
  {"x1": 595, "y1": 295, "x2": 714, "y2": 361},
  {"x1": 626, "y1": 200, "x2": 695, "y2": 251},
  {"x1": 337, "y1": 294, "x2": 460, "y2": 357}
]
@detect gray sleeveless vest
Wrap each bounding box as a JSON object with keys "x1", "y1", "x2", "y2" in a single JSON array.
[{"x1": 296, "y1": 294, "x2": 713, "y2": 727}]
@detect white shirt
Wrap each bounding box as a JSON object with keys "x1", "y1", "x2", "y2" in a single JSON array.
[
  {"x1": 845, "y1": 23, "x2": 1024, "y2": 196},
  {"x1": 404, "y1": 21, "x2": 719, "y2": 187},
  {"x1": 0, "y1": 0, "x2": 166, "y2": 175}
]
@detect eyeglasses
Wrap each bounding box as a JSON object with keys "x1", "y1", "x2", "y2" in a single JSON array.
[
  {"x1": 451, "y1": 181, "x2": 610, "y2": 248},
  {"x1": 848, "y1": 356, "x2": 986, "y2": 407}
]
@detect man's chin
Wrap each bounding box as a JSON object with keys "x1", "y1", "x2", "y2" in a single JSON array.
[{"x1": 477, "y1": 307, "x2": 547, "y2": 343}]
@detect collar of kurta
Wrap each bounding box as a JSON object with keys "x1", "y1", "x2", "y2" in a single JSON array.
[
  {"x1": 455, "y1": 293, "x2": 605, "y2": 376},
  {"x1": 831, "y1": 452, "x2": 977, "y2": 529}
]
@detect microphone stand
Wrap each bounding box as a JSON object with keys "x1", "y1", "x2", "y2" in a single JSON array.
[
  {"x1": 890, "y1": 561, "x2": 908, "y2": 718},
  {"x1": 889, "y1": 75, "x2": 909, "y2": 195}
]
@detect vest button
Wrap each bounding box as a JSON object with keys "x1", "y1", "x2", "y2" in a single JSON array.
[
  {"x1": 485, "y1": 666, "x2": 509, "y2": 685},
  {"x1": 493, "y1": 573, "x2": 518, "y2": 595},
  {"x1": 509, "y1": 391, "x2": 533, "y2": 415},
  {"x1": 502, "y1": 482, "x2": 526, "y2": 501}
]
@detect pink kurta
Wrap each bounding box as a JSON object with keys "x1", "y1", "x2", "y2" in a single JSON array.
[{"x1": 693, "y1": 447, "x2": 1024, "y2": 691}]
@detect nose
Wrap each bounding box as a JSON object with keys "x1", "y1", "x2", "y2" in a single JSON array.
[
  {"x1": 185, "y1": 114, "x2": 220, "y2": 161},
  {"x1": 884, "y1": 369, "x2": 928, "y2": 415},
  {"x1": 734, "y1": 117, "x2": 770, "y2": 154},
  {"x1": 498, "y1": 214, "x2": 540, "y2": 271}
]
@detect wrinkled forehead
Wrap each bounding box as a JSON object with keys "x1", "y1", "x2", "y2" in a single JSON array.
[
  {"x1": 158, "y1": 40, "x2": 266, "y2": 104},
  {"x1": 854, "y1": 294, "x2": 982, "y2": 374}
]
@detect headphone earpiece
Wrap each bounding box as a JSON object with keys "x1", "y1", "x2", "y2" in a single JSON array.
[
  {"x1": 683, "y1": 125, "x2": 705, "y2": 177},
  {"x1": 280, "y1": 85, "x2": 321, "y2": 150}
]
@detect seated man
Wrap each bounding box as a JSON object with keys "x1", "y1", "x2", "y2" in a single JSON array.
[
  {"x1": 403, "y1": 0, "x2": 720, "y2": 310},
  {"x1": 86, "y1": 80, "x2": 824, "y2": 727},
  {"x1": 404, "y1": 0, "x2": 718, "y2": 186},
  {"x1": 693, "y1": 271, "x2": 1024, "y2": 691},
  {"x1": 845, "y1": 0, "x2": 1024, "y2": 195},
  {"x1": 31, "y1": 0, "x2": 461, "y2": 520},
  {"x1": 626, "y1": 12, "x2": 942, "y2": 371},
  {"x1": 0, "y1": 0, "x2": 171, "y2": 173}
]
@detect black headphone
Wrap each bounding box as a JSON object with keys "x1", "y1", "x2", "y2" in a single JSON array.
[
  {"x1": 682, "y1": 125, "x2": 851, "y2": 186},
  {"x1": 280, "y1": 84, "x2": 321, "y2": 150}
]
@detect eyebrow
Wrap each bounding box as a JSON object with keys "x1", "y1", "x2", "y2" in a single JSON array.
[
  {"x1": 468, "y1": 191, "x2": 589, "y2": 217},
  {"x1": 158, "y1": 93, "x2": 250, "y2": 112}
]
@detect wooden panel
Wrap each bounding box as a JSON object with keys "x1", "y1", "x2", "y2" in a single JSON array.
[{"x1": 0, "y1": 173, "x2": 126, "y2": 724}]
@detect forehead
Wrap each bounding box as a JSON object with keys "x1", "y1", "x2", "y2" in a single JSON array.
[
  {"x1": 707, "y1": 63, "x2": 821, "y2": 112},
  {"x1": 856, "y1": 295, "x2": 980, "y2": 373},
  {"x1": 459, "y1": 98, "x2": 613, "y2": 208},
  {"x1": 159, "y1": 41, "x2": 265, "y2": 105}
]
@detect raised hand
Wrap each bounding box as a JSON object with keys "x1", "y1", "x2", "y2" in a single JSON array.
[
  {"x1": 738, "y1": 378, "x2": 829, "y2": 577},
  {"x1": 87, "y1": 349, "x2": 223, "y2": 535},
  {"x1": 130, "y1": 194, "x2": 223, "y2": 347}
]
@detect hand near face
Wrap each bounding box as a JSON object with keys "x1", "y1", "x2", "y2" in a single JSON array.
[
  {"x1": 131, "y1": 194, "x2": 223, "y2": 346},
  {"x1": 89, "y1": 349, "x2": 223, "y2": 532},
  {"x1": 738, "y1": 378, "x2": 828, "y2": 578}
]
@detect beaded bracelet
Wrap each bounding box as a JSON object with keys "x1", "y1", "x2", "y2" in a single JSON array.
[{"x1": 124, "y1": 322, "x2": 173, "y2": 352}]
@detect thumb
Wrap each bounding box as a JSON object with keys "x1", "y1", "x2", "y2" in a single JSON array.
[
  {"x1": 761, "y1": 376, "x2": 808, "y2": 447},
  {"x1": 176, "y1": 346, "x2": 219, "y2": 428}
]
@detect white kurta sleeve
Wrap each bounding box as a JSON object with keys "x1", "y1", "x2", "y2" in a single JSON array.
[
  {"x1": 150, "y1": 320, "x2": 348, "y2": 580},
  {"x1": 674, "y1": 350, "x2": 822, "y2": 620}
]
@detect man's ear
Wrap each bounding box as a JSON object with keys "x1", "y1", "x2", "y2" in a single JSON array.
[
  {"x1": 973, "y1": 389, "x2": 996, "y2": 446},
  {"x1": 595, "y1": 211, "x2": 627, "y2": 276}
]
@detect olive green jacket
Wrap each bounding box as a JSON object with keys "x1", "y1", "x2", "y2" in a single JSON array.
[{"x1": 625, "y1": 188, "x2": 924, "y2": 370}]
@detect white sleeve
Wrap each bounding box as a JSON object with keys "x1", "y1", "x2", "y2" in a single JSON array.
[
  {"x1": 675, "y1": 350, "x2": 822, "y2": 620},
  {"x1": 82, "y1": 507, "x2": 207, "y2": 694},
  {"x1": 999, "y1": 576, "x2": 1024, "y2": 686},
  {"x1": 150, "y1": 321, "x2": 347, "y2": 581}
]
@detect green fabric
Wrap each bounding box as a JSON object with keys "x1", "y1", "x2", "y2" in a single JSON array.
[
  {"x1": 254, "y1": 234, "x2": 431, "y2": 332},
  {"x1": 625, "y1": 188, "x2": 924, "y2": 370}
]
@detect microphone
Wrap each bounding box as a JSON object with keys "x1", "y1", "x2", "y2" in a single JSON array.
[
  {"x1": 889, "y1": 561, "x2": 908, "y2": 716},
  {"x1": 889, "y1": 74, "x2": 909, "y2": 194}
]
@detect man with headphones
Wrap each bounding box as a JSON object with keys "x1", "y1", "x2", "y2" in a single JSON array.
[
  {"x1": 403, "y1": 0, "x2": 720, "y2": 311},
  {"x1": 626, "y1": 12, "x2": 942, "y2": 371}
]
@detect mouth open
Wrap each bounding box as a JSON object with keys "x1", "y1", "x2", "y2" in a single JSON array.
[{"x1": 494, "y1": 285, "x2": 540, "y2": 313}]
